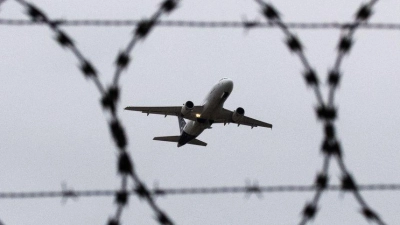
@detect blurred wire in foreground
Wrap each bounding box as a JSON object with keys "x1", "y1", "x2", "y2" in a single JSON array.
[
  {"x1": 0, "y1": 0, "x2": 7, "y2": 7},
  {"x1": 1, "y1": 0, "x2": 397, "y2": 224},
  {"x1": 0, "y1": 19, "x2": 400, "y2": 30},
  {"x1": 2, "y1": 184, "x2": 400, "y2": 199},
  {"x1": 255, "y1": 0, "x2": 385, "y2": 224},
  {"x1": 13, "y1": 0, "x2": 180, "y2": 224}
]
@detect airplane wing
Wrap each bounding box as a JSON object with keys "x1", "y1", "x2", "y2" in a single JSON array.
[
  {"x1": 214, "y1": 108, "x2": 273, "y2": 129},
  {"x1": 124, "y1": 106, "x2": 203, "y2": 121}
]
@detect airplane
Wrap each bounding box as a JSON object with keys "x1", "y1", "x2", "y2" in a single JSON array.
[{"x1": 125, "y1": 78, "x2": 272, "y2": 147}]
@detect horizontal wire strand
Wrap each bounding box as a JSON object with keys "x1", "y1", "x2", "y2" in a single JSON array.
[
  {"x1": 2, "y1": 184, "x2": 400, "y2": 199},
  {"x1": 0, "y1": 19, "x2": 399, "y2": 30}
]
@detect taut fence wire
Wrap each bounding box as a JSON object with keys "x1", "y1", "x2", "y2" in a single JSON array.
[
  {"x1": 0, "y1": 19, "x2": 400, "y2": 30},
  {"x1": 1, "y1": 183, "x2": 400, "y2": 200}
]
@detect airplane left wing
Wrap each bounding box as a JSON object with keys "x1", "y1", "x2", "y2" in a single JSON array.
[
  {"x1": 124, "y1": 106, "x2": 203, "y2": 121},
  {"x1": 214, "y1": 108, "x2": 273, "y2": 129}
]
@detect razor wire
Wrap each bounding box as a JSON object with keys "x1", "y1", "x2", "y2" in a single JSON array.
[
  {"x1": 12, "y1": 0, "x2": 180, "y2": 224},
  {"x1": 0, "y1": 0, "x2": 398, "y2": 224},
  {"x1": 255, "y1": 0, "x2": 385, "y2": 224}
]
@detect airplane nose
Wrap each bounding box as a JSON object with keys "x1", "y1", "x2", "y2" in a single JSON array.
[{"x1": 225, "y1": 79, "x2": 233, "y2": 91}]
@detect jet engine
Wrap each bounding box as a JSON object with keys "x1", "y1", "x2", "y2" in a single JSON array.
[
  {"x1": 232, "y1": 107, "x2": 245, "y2": 122},
  {"x1": 181, "y1": 101, "x2": 194, "y2": 116}
]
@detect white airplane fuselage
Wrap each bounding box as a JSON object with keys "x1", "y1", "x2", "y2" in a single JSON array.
[{"x1": 178, "y1": 78, "x2": 233, "y2": 147}]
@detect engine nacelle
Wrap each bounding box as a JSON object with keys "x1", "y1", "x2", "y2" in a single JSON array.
[
  {"x1": 181, "y1": 101, "x2": 194, "y2": 116},
  {"x1": 232, "y1": 107, "x2": 245, "y2": 122}
]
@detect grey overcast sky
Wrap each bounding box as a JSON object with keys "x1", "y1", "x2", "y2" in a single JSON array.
[{"x1": 1, "y1": 0, "x2": 400, "y2": 224}]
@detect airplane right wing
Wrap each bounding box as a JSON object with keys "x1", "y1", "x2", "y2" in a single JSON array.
[
  {"x1": 124, "y1": 106, "x2": 203, "y2": 121},
  {"x1": 213, "y1": 108, "x2": 273, "y2": 129}
]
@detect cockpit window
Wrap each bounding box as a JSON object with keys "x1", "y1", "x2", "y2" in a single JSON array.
[{"x1": 219, "y1": 77, "x2": 228, "y2": 82}]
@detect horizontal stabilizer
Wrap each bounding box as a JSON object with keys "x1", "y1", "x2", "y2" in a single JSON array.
[
  {"x1": 153, "y1": 136, "x2": 207, "y2": 147},
  {"x1": 153, "y1": 136, "x2": 180, "y2": 143},
  {"x1": 188, "y1": 139, "x2": 207, "y2": 146}
]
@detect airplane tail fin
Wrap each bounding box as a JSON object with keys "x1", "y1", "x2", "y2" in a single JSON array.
[
  {"x1": 153, "y1": 136, "x2": 207, "y2": 147},
  {"x1": 178, "y1": 116, "x2": 186, "y2": 133}
]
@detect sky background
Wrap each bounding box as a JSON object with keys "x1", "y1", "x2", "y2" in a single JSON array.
[{"x1": 1, "y1": 0, "x2": 400, "y2": 224}]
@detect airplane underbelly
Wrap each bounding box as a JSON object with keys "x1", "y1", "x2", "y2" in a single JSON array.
[
  {"x1": 202, "y1": 96, "x2": 222, "y2": 118},
  {"x1": 183, "y1": 121, "x2": 206, "y2": 136}
]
